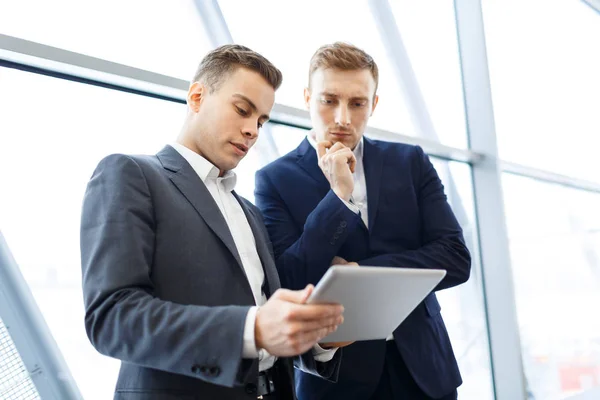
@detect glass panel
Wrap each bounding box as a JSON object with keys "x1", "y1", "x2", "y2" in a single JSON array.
[
  {"x1": 503, "y1": 173, "x2": 600, "y2": 399},
  {"x1": 266, "y1": 124, "x2": 494, "y2": 398},
  {"x1": 0, "y1": 0, "x2": 212, "y2": 79},
  {"x1": 390, "y1": 1, "x2": 468, "y2": 148},
  {"x1": 431, "y1": 158, "x2": 494, "y2": 400},
  {"x1": 483, "y1": 0, "x2": 600, "y2": 183},
  {"x1": 0, "y1": 67, "x2": 185, "y2": 399},
  {"x1": 218, "y1": 0, "x2": 417, "y2": 137},
  {"x1": 268, "y1": 123, "x2": 308, "y2": 157}
]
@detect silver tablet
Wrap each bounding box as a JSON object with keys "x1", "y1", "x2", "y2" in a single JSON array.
[{"x1": 307, "y1": 266, "x2": 446, "y2": 342}]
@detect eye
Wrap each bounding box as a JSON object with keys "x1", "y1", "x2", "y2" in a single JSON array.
[
  {"x1": 320, "y1": 98, "x2": 333, "y2": 105},
  {"x1": 236, "y1": 106, "x2": 249, "y2": 116},
  {"x1": 353, "y1": 102, "x2": 366, "y2": 108}
]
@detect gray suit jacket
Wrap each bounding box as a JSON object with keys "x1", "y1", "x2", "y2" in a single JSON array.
[{"x1": 80, "y1": 145, "x2": 340, "y2": 400}]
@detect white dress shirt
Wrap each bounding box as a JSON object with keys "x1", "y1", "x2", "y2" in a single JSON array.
[
  {"x1": 307, "y1": 134, "x2": 395, "y2": 341},
  {"x1": 170, "y1": 143, "x2": 336, "y2": 371}
]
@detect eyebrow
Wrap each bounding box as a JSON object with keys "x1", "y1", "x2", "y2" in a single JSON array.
[
  {"x1": 233, "y1": 93, "x2": 270, "y2": 121},
  {"x1": 319, "y1": 92, "x2": 369, "y2": 102}
]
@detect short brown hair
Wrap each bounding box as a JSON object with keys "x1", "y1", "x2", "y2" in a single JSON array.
[
  {"x1": 308, "y1": 42, "x2": 379, "y2": 93},
  {"x1": 192, "y1": 44, "x2": 283, "y2": 92}
]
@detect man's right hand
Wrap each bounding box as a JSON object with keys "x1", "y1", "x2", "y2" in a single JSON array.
[
  {"x1": 255, "y1": 285, "x2": 344, "y2": 357},
  {"x1": 317, "y1": 141, "x2": 356, "y2": 202}
]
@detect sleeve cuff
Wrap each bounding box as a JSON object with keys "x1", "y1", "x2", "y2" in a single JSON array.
[
  {"x1": 312, "y1": 343, "x2": 339, "y2": 362},
  {"x1": 242, "y1": 306, "x2": 259, "y2": 359},
  {"x1": 336, "y1": 194, "x2": 360, "y2": 214}
]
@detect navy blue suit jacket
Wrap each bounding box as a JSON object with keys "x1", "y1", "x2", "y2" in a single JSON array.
[{"x1": 255, "y1": 137, "x2": 471, "y2": 399}]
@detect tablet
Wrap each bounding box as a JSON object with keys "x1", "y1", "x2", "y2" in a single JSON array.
[{"x1": 306, "y1": 266, "x2": 446, "y2": 342}]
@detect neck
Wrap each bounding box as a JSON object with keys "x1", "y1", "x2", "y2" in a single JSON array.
[{"x1": 176, "y1": 127, "x2": 227, "y2": 177}]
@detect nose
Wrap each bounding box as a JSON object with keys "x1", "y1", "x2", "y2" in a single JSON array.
[
  {"x1": 335, "y1": 105, "x2": 351, "y2": 126},
  {"x1": 242, "y1": 124, "x2": 258, "y2": 140}
]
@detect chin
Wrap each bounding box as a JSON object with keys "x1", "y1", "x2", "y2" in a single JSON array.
[{"x1": 329, "y1": 135, "x2": 356, "y2": 148}]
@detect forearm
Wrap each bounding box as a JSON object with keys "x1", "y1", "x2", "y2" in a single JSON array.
[
  {"x1": 275, "y1": 190, "x2": 361, "y2": 289},
  {"x1": 85, "y1": 288, "x2": 250, "y2": 387},
  {"x1": 295, "y1": 346, "x2": 342, "y2": 383},
  {"x1": 359, "y1": 237, "x2": 471, "y2": 290}
]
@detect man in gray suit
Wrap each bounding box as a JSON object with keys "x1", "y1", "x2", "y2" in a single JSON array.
[{"x1": 80, "y1": 44, "x2": 344, "y2": 400}]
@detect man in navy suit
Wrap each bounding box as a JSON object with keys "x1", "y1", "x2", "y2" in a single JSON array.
[{"x1": 255, "y1": 42, "x2": 471, "y2": 399}]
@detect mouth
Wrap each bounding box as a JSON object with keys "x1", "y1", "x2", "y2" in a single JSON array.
[
  {"x1": 329, "y1": 132, "x2": 352, "y2": 138},
  {"x1": 230, "y1": 142, "x2": 249, "y2": 156}
]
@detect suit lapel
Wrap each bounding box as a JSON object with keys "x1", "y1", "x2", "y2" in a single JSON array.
[
  {"x1": 363, "y1": 138, "x2": 384, "y2": 231},
  {"x1": 296, "y1": 138, "x2": 330, "y2": 190},
  {"x1": 233, "y1": 192, "x2": 281, "y2": 296},
  {"x1": 156, "y1": 146, "x2": 246, "y2": 276}
]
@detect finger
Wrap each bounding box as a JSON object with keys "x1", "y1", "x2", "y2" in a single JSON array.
[
  {"x1": 331, "y1": 256, "x2": 348, "y2": 265},
  {"x1": 332, "y1": 151, "x2": 355, "y2": 168},
  {"x1": 328, "y1": 142, "x2": 347, "y2": 153},
  {"x1": 320, "y1": 341, "x2": 353, "y2": 349},
  {"x1": 286, "y1": 303, "x2": 344, "y2": 321},
  {"x1": 325, "y1": 145, "x2": 352, "y2": 156},
  {"x1": 317, "y1": 141, "x2": 332, "y2": 159},
  {"x1": 299, "y1": 284, "x2": 314, "y2": 304},
  {"x1": 286, "y1": 316, "x2": 343, "y2": 335},
  {"x1": 348, "y1": 153, "x2": 357, "y2": 173},
  {"x1": 296, "y1": 326, "x2": 332, "y2": 348},
  {"x1": 273, "y1": 285, "x2": 314, "y2": 304}
]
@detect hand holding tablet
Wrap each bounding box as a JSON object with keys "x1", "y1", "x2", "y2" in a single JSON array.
[{"x1": 307, "y1": 265, "x2": 446, "y2": 343}]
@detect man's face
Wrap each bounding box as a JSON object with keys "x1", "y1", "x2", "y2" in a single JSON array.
[
  {"x1": 185, "y1": 67, "x2": 275, "y2": 174},
  {"x1": 305, "y1": 68, "x2": 378, "y2": 150}
]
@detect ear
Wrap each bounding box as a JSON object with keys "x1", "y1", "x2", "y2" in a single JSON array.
[
  {"x1": 187, "y1": 82, "x2": 205, "y2": 113},
  {"x1": 303, "y1": 87, "x2": 311, "y2": 111},
  {"x1": 371, "y1": 94, "x2": 379, "y2": 116}
]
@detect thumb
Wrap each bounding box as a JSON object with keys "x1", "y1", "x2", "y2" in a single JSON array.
[{"x1": 273, "y1": 285, "x2": 314, "y2": 304}]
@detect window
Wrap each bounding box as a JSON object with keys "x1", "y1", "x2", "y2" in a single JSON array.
[
  {"x1": 503, "y1": 173, "x2": 600, "y2": 399},
  {"x1": 0, "y1": 0, "x2": 212, "y2": 80},
  {"x1": 218, "y1": 0, "x2": 417, "y2": 137},
  {"x1": 431, "y1": 158, "x2": 494, "y2": 399},
  {"x1": 0, "y1": 67, "x2": 185, "y2": 399},
  {"x1": 483, "y1": 0, "x2": 600, "y2": 183},
  {"x1": 390, "y1": 1, "x2": 468, "y2": 148}
]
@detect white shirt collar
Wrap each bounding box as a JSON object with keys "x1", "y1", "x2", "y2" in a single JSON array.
[
  {"x1": 169, "y1": 142, "x2": 237, "y2": 192},
  {"x1": 306, "y1": 131, "x2": 364, "y2": 160}
]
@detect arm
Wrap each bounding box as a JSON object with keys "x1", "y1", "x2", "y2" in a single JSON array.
[
  {"x1": 295, "y1": 347, "x2": 342, "y2": 382},
  {"x1": 254, "y1": 171, "x2": 361, "y2": 290},
  {"x1": 81, "y1": 154, "x2": 251, "y2": 387},
  {"x1": 359, "y1": 147, "x2": 471, "y2": 290}
]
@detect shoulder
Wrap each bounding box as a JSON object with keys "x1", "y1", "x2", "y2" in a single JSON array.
[
  {"x1": 367, "y1": 137, "x2": 422, "y2": 154},
  {"x1": 366, "y1": 138, "x2": 425, "y2": 166},
  {"x1": 256, "y1": 147, "x2": 302, "y2": 180},
  {"x1": 90, "y1": 153, "x2": 161, "y2": 186}
]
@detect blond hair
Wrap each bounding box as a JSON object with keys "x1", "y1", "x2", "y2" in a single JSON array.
[{"x1": 308, "y1": 42, "x2": 379, "y2": 92}]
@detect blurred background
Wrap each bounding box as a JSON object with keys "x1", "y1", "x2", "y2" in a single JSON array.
[{"x1": 0, "y1": 1, "x2": 599, "y2": 399}]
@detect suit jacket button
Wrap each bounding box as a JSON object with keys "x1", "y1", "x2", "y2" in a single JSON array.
[
  {"x1": 340, "y1": 221, "x2": 347, "y2": 228},
  {"x1": 245, "y1": 383, "x2": 257, "y2": 394},
  {"x1": 209, "y1": 366, "x2": 221, "y2": 377}
]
